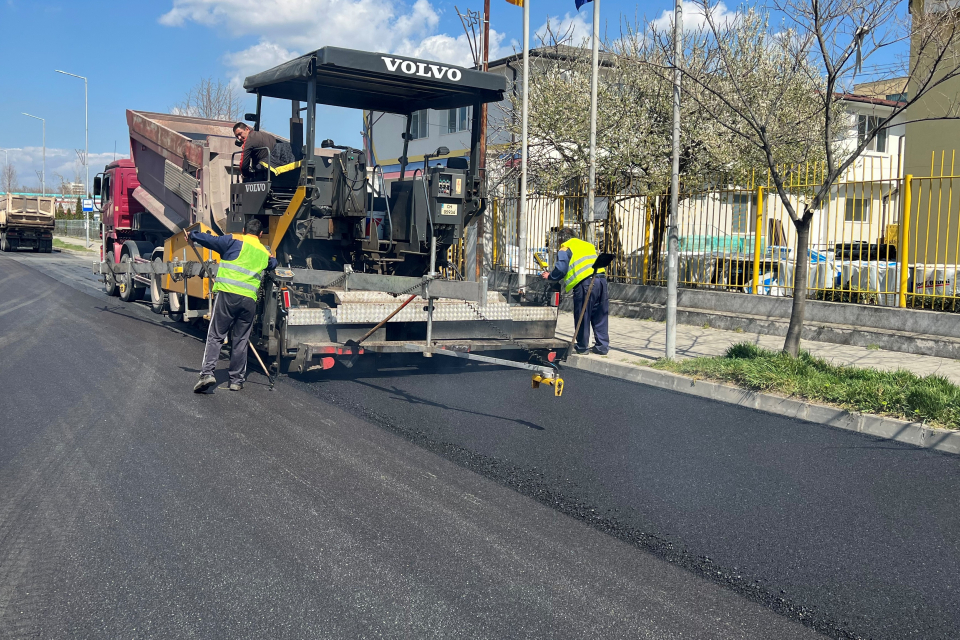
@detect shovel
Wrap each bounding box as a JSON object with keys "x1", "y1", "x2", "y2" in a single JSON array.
[
  {"x1": 341, "y1": 293, "x2": 419, "y2": 368},
  {"x1": 567, "y1": 252, "x2": 615, "y2": 359}
]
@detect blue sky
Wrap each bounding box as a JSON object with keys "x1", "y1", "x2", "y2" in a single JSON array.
[
  {"x1": 0, "y1": 0, "x2": 683, "y2": 191},
  {"x1": 0, "y1": 0, "x2": 908, "y2": 192}
]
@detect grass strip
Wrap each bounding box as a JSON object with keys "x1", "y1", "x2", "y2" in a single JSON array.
[
  {"x1": 651, "y1": 342, "x2": 960, "y2": 430},
  {"x1": 53, "y1": 238, "x2": 95, "y2": 252}
]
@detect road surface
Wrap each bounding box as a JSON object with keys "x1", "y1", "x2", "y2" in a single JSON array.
[{"x1": 1, "y1": 250, "x2": 958, "y2": 639}]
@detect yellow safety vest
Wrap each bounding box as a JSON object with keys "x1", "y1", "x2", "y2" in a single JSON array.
[
  {"x1": 561, "y1": 238, "x2": 605, "y2": 293},
  {"x1": 213, "y1": 234, "x2": 270, "y2": 300}
]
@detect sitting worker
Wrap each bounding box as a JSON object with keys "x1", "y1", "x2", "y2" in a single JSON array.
[
  {"x1": 233, "y1": 122, "x2": 277, "y2": 182},
  {"x1": 542, "y1": 227, "x2": 610, "y2": 355},
  {"x1": 190, "y1": 218, "x2": 277, "y2": 393}
]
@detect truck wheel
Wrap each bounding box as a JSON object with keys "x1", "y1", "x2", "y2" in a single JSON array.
[
  {"x1": 168, "y1": 291, "x2": 184, "y2": 322},
  {"x1": 42, "y1": 240, "x2": 53, "y2": 253},
  {"x1": 119, "y1": 254, "x2": 143, "y2": 302},
  {"x1": 103, "y1": 252, "x2": 119, "y2": 296},
  {"x1": 149, "y1": 257, "x2": 167, "y2": 314}
]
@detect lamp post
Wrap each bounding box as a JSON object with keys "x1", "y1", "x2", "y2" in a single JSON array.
[
  {"x1": 0, "y1": 148, "x2": 21, "y2": 195},
  {"x1": 56, "y1": 69, "x2": 89, "y2": 247},
  {"x1": 1, "y1": 147, "x2": 21, "y2": 166},
  {"x1": 665, "y1": 0, "x2": 682, "y2": 360},
  {"x1": 22, "y1": 114, "x2": 45, "y2": 196}
]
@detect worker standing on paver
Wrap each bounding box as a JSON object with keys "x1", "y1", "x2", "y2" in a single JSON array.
[
  {"x1": 542, "y1": 228, "x2": 609, "y2": 355},
  {"x1": 190, "y1": 219, "x2": 277, "y2": 393}
]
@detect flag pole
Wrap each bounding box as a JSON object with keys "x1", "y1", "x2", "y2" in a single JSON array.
[
  {"x1": 518, "y1": 0, "x2": 530, "y2": 289},
  {"x1": 666, "y1": 0, "x2": 682, "y2": 360},
  {"x1": 586, "y1": 0, "x2": 600, "y2": 244}
]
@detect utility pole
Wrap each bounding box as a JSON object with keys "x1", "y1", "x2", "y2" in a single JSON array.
[
  {"x1": 586, "y1": 0, "x2": 600, "y2": 244},
  {"x1": 56, "y1": 70, "x2": 89, "y2": 246},
  {"x1": 665, "y1": 0, "x2": 682, "y2": 360},
  {"x1": 477, "y1": 0, "x2": 491, "y2": 282},
  {"x1": 22, "y1": 114, "x2": 45, "y2": 196}
]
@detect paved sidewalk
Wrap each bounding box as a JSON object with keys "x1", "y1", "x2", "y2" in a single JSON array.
[{"x1": 556, "y1": 311, "x2": 960, "y2": 385}]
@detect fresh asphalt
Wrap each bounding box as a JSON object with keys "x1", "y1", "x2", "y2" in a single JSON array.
[{"x1": 0, "y1": 251, "x2": 957, "y2": 639}]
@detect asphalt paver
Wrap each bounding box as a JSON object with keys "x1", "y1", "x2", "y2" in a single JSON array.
[{"x1": 2, "y1": 252, "x2": 958, "y2": 638}]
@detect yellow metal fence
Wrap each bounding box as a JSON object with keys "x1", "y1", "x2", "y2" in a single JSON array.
[{"x1": 489, "y1": 155, "x2": 960, "y2": 312}]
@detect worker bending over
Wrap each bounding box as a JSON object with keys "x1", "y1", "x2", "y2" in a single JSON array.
[
  {"x1": 234, "y1": 122, "x2": 276, "y2": 182},
  {"x1": 190, "y1": 218, "x2": 277, "y2": 393},
  {"x1": 542, "y1": 228, "x2": 610, "y2": 355}
]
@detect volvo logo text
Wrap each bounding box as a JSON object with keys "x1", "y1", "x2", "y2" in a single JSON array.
[
  {"x1": 381, "y1": 57, "x2": 462, "y2": 82},
  {"x1": 245, "y1": 183, "x2": 267, "y2": 193}
]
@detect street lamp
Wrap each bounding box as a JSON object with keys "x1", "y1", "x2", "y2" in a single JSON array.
[
  {"x1": 22, "y1": 114, "x2": 45, "y2": 196},
  {"x1": 57, "y1": 69, "x2": 89, "y2": 246},
  {"x1": 0, "y1": 148, "x2": 21, "y2": 195},
  {"x1": 0, "y1": 147, "x2": 21, "y2": 167}
]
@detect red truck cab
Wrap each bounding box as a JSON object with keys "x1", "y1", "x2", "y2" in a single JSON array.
[{"x1": 95, "y1": 159, "x2": 145, "y2": 262}]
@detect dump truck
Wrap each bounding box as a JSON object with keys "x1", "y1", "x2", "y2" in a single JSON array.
[
  {"x1": 93, "y1": 47, "x2": 567, "y2": 388},
  {"x1": 1, "y1": 193, "x2": 55, "y2": 252}
]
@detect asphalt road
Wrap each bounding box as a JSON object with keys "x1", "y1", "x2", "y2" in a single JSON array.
[{"x1": 1, "y1": 250, "x2": 958, "y2": 639}]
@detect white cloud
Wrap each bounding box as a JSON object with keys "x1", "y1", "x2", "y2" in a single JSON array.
[
  {"x1": 160, "y1": 0, "x2": 508, "y2": 82},
  {"x1": 650, "y1": 2, "x2": 737, "y2": 33},
  {"x1": 2, "y1": 148, "x2": 126, "y2": 192},
  {"x1": 536, "y1": 11, "x2": 594, "y2": 47},
  {"x1": 222, "y1": 39, "x2": 298, "y2": 86}
]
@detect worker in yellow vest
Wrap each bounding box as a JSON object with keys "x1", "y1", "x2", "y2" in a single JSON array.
[
  {"x1": 542, "y1": 227, "x2": 609, "y2": 355},
  {"x1": 188, "y1": 218, "x2": 277, "y2": 393}
]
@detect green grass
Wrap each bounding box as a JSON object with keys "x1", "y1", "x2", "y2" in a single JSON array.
[
  {"x1": 652, "y1": 342, "x2": 960, "y2": 429},
  {"x1": 53, "y1": 238, "x2": 94, "y2": 252}
]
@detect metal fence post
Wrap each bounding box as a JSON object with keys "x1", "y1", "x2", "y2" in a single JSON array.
[
  {"x1": 642, "y1": 201, "x2": 651, "y2": 285},
  {"x1": 751, "y1": 186, "x2": 764, "y2": 294},
  {"x1": 898, "y1": 174, "x2": 913, "y2": 308}
]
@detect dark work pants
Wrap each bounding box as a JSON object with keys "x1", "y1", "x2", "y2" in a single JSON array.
[
  {"x1": 200, "y1": 292, "x2": 256, "y2": 383},
  {"x1": 571, "y1": 276, "x2": 610, "y2": 353}
]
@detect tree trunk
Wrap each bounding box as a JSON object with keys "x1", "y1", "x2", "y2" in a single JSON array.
[
  {"x1": 649, "y1": 194, "x2": 670, "y2": 280},
  {"x1": 783, "y1": 217, "x2": 812, "y2": 357}
]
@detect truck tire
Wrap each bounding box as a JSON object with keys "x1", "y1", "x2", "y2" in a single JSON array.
[
  {"x1": 149, "y1": 256, "x2": 167, "y2": 314},
  {"x1": 168, "y1": 291, "x2": 184, "y2": 323},
  {"x1": 103, "y1": 252, "x2": 119, "y2": 296},
  {"x1": 42, "y1": 240, "x2": 53, "y2": 253},
  {"x1": 119, "y1": 254, "x2": 143, "y2": 302}
]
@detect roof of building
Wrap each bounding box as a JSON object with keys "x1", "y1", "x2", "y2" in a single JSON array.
[
  {"x1": 487, "y1": 44, "x2": 618, "y2": 70},
  {"x1": 838, "y1": 93, "x2": 907, "y2": 108}
]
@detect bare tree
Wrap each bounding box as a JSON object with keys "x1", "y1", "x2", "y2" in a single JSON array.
[
  {"x1": 172, "y1": 77, "x2": 245, "y2": 121},
  {"x1": 668, "y1": 0, "x2": 960, "y2": 356},
  {"x1": 1, "y1": 162, "x2": 17, "y2": 193}
]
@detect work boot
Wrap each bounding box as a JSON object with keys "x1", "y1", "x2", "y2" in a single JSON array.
[
  {"x1": 228, "y1": 382, "x2": 243, "y2": 391},
  {"x1": 574, "y1": 347, "x2": 590, "y2": 355},
  {"x1": 591, "y1": 345, "x2": 609, "y2": 355},
  {"x1": 193, "y1": 375, "x2": 217, "y2": 394}
]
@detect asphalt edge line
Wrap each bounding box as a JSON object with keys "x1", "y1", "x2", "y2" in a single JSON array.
[{"x1": 564, "y1": 355, "x2": 960, "y2": 456}]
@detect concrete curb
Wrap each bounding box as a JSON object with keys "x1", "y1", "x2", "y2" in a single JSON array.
[{"x1": 565, "y1": 355, "x2": 960, "y2": 456}]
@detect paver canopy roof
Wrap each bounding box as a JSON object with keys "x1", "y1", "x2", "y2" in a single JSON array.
[{"x1": 243, "y1": 47, "x2": 506, "y2": 114}]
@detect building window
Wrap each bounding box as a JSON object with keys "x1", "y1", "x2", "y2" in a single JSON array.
[
  {"x1": 410, "y1": 110, "x2": 429, "y2": 140},
  {"x1": 447, "y1": 107, "x2": 470, "y2": 133},
  {"x1": 845, "y1": 197, "x2": 871, "y2": 222},
  {"x1": 731, "y1": 193, "x2": 754, "y2": 234},
  {"x1": 857, "y1": 115, "x2": 887, "y2": 152}
]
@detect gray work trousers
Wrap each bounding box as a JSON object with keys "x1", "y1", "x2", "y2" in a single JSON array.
[{"x1": 200, "y1": 292, "x2": 257, "y2": 383}]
